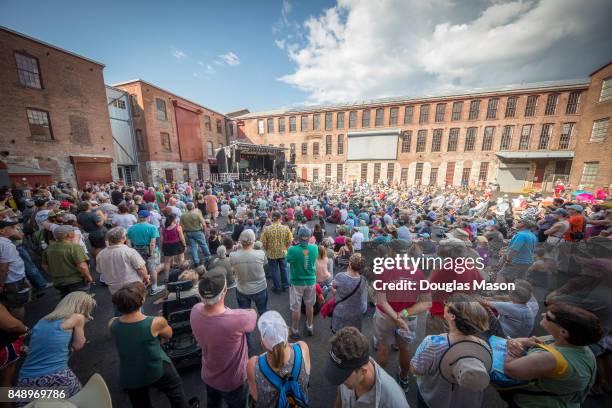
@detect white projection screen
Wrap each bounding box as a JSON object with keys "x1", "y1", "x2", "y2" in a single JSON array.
[{"x1": 347, "y1": 130, "x2": 399, "y2": 161}]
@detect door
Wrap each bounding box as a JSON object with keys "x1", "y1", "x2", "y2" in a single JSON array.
[
  {"x1": 497, "y1": 165, "x2": 530, "y2": 193},
  {"x1": 164, "y1": 168, "x2": 174, "y2": 182},
  {"x1": 301, "y1": 167, "x2": 308, "y2": 181},
  {"x1": 533, "y1": 162, "x2": 546, "y2": 190},
  {"x1": 445, "y1": 162, "x2": 455, "y2": 186}
]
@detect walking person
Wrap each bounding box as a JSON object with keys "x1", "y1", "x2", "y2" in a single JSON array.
[
  {"x1": 161, "y1": 213, "x2": 186, "y2": 281},
  {"x1": 246, "y1": 311, "x2": 311, "y2": 407},
  {"x1": 260, "y1": 211, "x2": 293, "y2": 293},
  {"x1": 180, "y1": 202, "x2": 211, "y2": 267},
  {"x1": 191, "y1": 273, "x2": 256, "y2": 408},
  {"x1": 110, "y1": 282, "x2": 191, "y2": 408},
  {"x1": 286, "y1": 227, "x2": 318, "y2": 338}
]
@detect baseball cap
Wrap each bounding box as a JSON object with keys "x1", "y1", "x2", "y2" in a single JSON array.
[
  {"x1": 324, "y1": 344, "x2": 370, "y2": 386},
  {"x1": 298, "y1": 227, "x2": 312, "y2": 241},
  {"x1": 53, "y1": 225, "x2": 76, "y2": 241},
  {"x1": 553, "y1": 208, "x2": 569, "y2": 217},
  {"x1": 198, "y1": 272, "x2": 226, "y2": 300},
  {"x1": 0, "y1": 220, "x2": 18, "y2": 229},
  {"x1": 567, "y1": 204, "x2": 584, "y2": 213},
  {"x1": 257, "y1": 311, "x2": 288, "y2": 351},
  {"x1": 137, "y1": 210, "x2": 150, "y2": 218}
]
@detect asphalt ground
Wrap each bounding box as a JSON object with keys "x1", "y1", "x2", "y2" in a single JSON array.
[{"x1": 21, "y1": 217, "x2": 611, "y2": 408}]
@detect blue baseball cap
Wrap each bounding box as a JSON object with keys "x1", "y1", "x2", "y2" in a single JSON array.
[{"x1": 137, "y1": 210, "x2": 150, "y2": 218}]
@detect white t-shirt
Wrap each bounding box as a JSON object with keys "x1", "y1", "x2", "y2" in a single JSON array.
[
  {"x1": 112, "y1": 213, "x2": 137, "y2": 229},
  {"x1": 0, "y1": 237, "x2": 25, "y2": 283},
  {"x1": 351, "y1": 231, "x2": 364, "y2": 251}
]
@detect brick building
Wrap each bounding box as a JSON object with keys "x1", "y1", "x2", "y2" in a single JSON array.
[
  {"x1": 113, "y1": 80, "x2": 231, "y2": 185},
  {"x1": 234, "y1": 65, "x2": 612, "y2": 192},
  {"x1": 0, "y1": 26, "x2": 115, "y2": 188}
]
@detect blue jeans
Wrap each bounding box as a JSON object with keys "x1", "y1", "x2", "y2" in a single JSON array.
[
  {"x1": 236, "y1": 288, "x2": 268, "y2": 315},
  {"x1": 16, "y1": 244, "x2": 48, "y2": 289},
  {"x1": 268, "y1": 258, "x2": 289, "y2": 290},
  {"x1": 184, "y1": 230, "x2": 211, "y2": 265}
]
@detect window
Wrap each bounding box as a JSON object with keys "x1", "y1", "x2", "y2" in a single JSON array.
[
  {"x1": 325, "y1": 135, "x2": 332, "y2": 155},
  {"x1": 432, "y1": 129, "x2": 442, "y2": 152},
  {"x1": 337, "y1": 134, "x2": 344, "y2": 154},
  {"x1": 419, "y1": 105, "x2": 429, "y2": 124},
  {"x1": 389, "y1": 107, "x2": 399, "y2": 125},
  {"x1": 267, "y1": 118, "x2": 274, "y2": 133},
  {"x1": 216, "y1": 119, "x2": 223, "y2": 134},
  {"x1": 461, "y1": 167, "x2": 471, "y2": 186},
  {"x1": 313, "y1": 114, "x2": 320, "y2": 130},
  {"x1": 600, "y1": 77, "x2": 612, "y2": 102},
  {"x1": 500, "y1": 126, "x2": 513, "y2": 150},
  {"x1": 445, "y1": 128, "x2": 459, "y2": 151},
  {"x1": 401, "y1": 131, "x2": 412, "y2": 152},
  {"x1": 301, "y1": 143, "x2": 308, "y2": 156},
  {"x1": 337, "y1": 112, "x2": 345, "y2": 129},
  {"x1": 349, "y1": 111, "x2": 357, "y2": 128},
  {"x1": 478, "y1": 162, "x2": 489, "y2": 182},
  {"x1": 525, "y1": 95, "x2": 538, "y2": 117},
  {"x1": 161, "y1": 132, "x2": 171, "y2": 151},
  {"x1": 415, "y1": 163, "x2": 424, "y2": 185},
  {"x1": 519, "y1": 124, "x2": 533, "y2": 150},
  {"x1": 313, "y1": 168, "x2": 319, "y2": 181},
  {"x1": 290, "y1": 143, "x2": 296, "y2": 158},
  {"x1": 326, "y1": 163, "x2": 332, "y2": 179},
  {"x1": 505, "y1": 96, "x2": 518, "y2": 118},
  {"x1": 205, "y1": 115, "x2": 212, "y2": 131},
  {"x1": 482, "y1": 126, "x2": 494, "y2": 151},
  {"x1": 451, "y1": 102, "x2": 463, "y2": 121},
  {"x1": 15, "y1": 52, "x2": 42, "y2": 88},
  {"x1": 130, "y1": 95, "x2": 140, "y2": 116},
  {"x1": 257, "y1": 119, "x2": 264, "y2": 134},
  {"x1": 111, "y1": 99, "x2": 126, "y2": 109},
  {"x1": 360, "y1": 163, "x2": 368, "y2": 183},
  {"x1": 538, "y1": 124, "x2": 553, "y2": 149},
  {"x1": 279, "y1": 117, "x2": 286, "y2": 133},
  {"x1": 337, "y1": 164, "x2": 343, "y2": 182},
  {"x1": 544, "y1": 94, "x2": 558, "y2": 116},
  {"x1": 135, "y1": 129, "x2": 145, "y2": 152},
  {"x1": 416, "y1": 130, "x2": 427, "y2": 152},
  {"x1": 26, "y1": 108, "x2": 52, "y2": 140},
  {"x1": 580, "y1": 162, "x2": 599, "y2": 187},
  {"x1": 446, "y1": 162, "x2": 455, "y2": 185},
  {"x1": 559, "y1": 123, "x2": 574, "y2": 149},
  {"x1": 386, "y1": 163, "x2": 395, "y2": 181},
  {"x1": 69, "y1": 115, "x2": 90, "y2": 145},
  {"x1": 590, "y1": 118, "x2": 609, "y2": 142},
  {"x1": 289, "y1": 116, "x2": 296, "y2": 132},
  {"x1": 325, "y1": 113, "x2": 333, "y2": 130},
  {"x1": 301, "y1": 115, "x2": 308, "y2": 131},
  {"x1": 566, "y1": 91, "x2": 581, "y2": 114},
  {"x1": 373, "y1": 163, "x2": 381, "y2": 183},
  {"x1": 375, "y1": 108, "x2": 384, "y2": 126},
  {"x1": 227, "y1": 122, "x2": 234, "y2": 137},
  {"x1": 156, "y1": 98, "x2": 167, "y2": 121},
  {"x1": 400, "y1": 168, "x2": 408, "y2": 184},
  {"x1": 313, "y1": 142, "x2": 319, "y2": 156},
  {"x1": 465, "y1": 127, "x2": 477, "y2": 151},
  {"x1": 486, "y1": 98, "x2": 499, "y2": 119},
  {"x1": 435, "y1": 103, "x2": 446, "y2": 122},
  {"x1": 429, "y1": 168, "x2": 438, "y2": 185},
  {"x1": 468, "y1": 100, "x2": 480, "y2": 120},
  {"x1": 404, "y1": 106, "x2": 414, "y2": 124},
  {"x1": 362, "y1": 110, "x2": 371, "y2": 127}
]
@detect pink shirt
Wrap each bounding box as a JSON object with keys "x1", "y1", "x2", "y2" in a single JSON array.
[{"x1": 190, "y1": 305, "x2": 256, "y2": 391}]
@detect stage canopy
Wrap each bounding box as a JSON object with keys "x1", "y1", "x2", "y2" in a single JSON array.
[{"x1": 219, "y1": 142, "x2": 286, "y2": 156}]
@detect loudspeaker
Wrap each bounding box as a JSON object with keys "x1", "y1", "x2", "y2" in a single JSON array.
[{"x1": 216, "y1": 149, "x2": 227, "y2": 172}]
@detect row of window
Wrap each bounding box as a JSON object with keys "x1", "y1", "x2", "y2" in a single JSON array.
[
  {"x1": 153, "y1": 98, "x2": 225, "y2": 134},
  {"x1": 255, "y1": 92, "x2": 588, "y2": 135},
  {"x1": 134, "y1": 131, "x2": 223, "y2": 156}
]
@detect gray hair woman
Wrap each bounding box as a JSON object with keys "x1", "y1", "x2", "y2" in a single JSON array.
[
  {"x1": 229, "y1": 229, "x2": 268, "y2": 315},
  {"x1": 206, "y1": 245, "x2": 238, "y2": 308}
]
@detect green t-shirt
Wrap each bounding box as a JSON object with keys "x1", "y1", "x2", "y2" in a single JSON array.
[
  {"x1": 155, "y1": 191, "x2": 164, "y2": 205},
  {"x1": 42, "y1": 241, "x2": 88, "y2": 287},
  {"x1": 127, "y1": 223, "x2": 160, "y2": 247},
  {"x1": 286, "y1": 243, "x2": 317, "y2": 286}
]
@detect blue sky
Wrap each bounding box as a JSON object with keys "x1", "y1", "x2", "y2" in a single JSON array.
[{"x1": 1, "y1": 0, "x2": 611, "y2": 114}]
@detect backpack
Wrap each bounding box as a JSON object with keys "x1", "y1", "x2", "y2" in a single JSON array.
[{"x1": 258, "y1": 343, "x2": 309, "y2": 408}]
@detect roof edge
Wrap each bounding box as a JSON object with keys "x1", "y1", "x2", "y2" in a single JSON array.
[
  {"x1": 1, "y1": 26, "x2": 105, "y2": 67},
  {"x1": 590, "y1": 61, "x2": 612, "y2": 77}
]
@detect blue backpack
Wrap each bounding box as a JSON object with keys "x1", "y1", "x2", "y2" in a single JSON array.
[{"x1": 258, "y1": 343, "x2": 309, "y2": 408}]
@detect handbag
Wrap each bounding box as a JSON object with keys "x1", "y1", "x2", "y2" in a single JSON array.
[{"x1": 321, "y1": 277, "x2": 363, "y2": 319}]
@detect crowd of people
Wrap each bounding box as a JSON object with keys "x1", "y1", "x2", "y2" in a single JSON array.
[{"x1": 0, "y1": 176, "x2": 611, "y2": 408}]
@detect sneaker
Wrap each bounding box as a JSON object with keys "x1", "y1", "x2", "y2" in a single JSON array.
[
  {"x1": 290, "y1": 328, "x2": 301, "y2": 340},
  {"x1": 306, "y1": 326, "x2": 314, "y2": 336},
  {"x1": 272, "y1": 287, "x2": 282, "y2": 294},
  {"x1": 150, "y1": 285, "x2": 166, "y2": 296}
]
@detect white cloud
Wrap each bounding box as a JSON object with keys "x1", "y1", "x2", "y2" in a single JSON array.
[
  {"x1": 278, "y1": 0, "x2": 612, "y2": 104},
  {"x1": 205, "y1": 64, "x2": 216, "y2": 74},
  {"x1": 218, "y1": 52, "x2": 240, "y2": 66},
  {"x1": 171, "y1": 48, "x2": 187, "y2": 60}
]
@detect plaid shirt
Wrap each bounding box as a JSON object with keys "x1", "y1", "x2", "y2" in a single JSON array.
[{"x1": 261, "y1": 222, "x2": 293, "y2": 259}]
